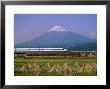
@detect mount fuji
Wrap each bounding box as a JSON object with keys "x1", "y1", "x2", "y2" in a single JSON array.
[{"x1": 15, "y1": 26, "x2": 97, "y2": 51}]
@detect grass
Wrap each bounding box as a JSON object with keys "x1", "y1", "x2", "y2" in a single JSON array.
[
  {"x1": 14, "y1": 57, "x2": 97, "y2": 76},
  {"x1": 15, "y1": 58, "x2": 96, "y2": 65}
]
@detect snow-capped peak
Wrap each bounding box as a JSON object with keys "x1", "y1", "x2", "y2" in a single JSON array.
[{"x1": 49, "y1": 26, "x2": 67, "y2": 32}]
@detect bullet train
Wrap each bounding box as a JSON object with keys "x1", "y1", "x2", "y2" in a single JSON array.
[{"x1": 14, "y1": 48, "x2": 68, "y2": 53}]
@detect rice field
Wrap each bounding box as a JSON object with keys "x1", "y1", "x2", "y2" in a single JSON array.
[{"x1": 14, "y1": 57, "x2": 97, "y2": 76}]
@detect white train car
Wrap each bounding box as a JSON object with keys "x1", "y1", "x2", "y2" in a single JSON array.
[{"x1": 14, "y1": 48, "x2": 67, "y2": 53}]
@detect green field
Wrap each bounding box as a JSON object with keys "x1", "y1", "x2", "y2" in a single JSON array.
[{"x1": 14, "y1": 57, "x2": 97, "y2": 76}]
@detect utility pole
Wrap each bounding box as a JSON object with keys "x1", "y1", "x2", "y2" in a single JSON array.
[{"x1": 28, "y1": 40, "x2": 31, "y2": 54}]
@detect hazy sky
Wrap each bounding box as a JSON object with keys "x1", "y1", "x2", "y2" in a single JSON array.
[{"x1": 14, "y1": 14, "x2": 97, "y2": 44}]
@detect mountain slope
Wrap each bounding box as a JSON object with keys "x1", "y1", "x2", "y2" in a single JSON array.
[
  {"x1": 68, "y1": 42, "x2": 97, "y2": 51},
  {"x1": 15, "y1": 31, "x2": 96, "y2": 49},
  {"x1": 15, "y1": 26, "x2": 97, "y2": 51}
]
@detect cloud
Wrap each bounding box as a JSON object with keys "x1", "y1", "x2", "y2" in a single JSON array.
[{"x1": 89, "y1": 32, "x2": 96, "y2": 36}]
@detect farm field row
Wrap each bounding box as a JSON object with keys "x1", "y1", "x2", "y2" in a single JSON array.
[{"x1": 14, "y1": 57, "x2": 97, "y2": 76}]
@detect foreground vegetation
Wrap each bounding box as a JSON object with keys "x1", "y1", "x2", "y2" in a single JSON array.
[{"x1": 14, "y1": 57, "x2": 97, "y2": 76}]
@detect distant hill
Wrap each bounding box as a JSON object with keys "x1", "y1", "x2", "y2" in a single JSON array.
[
  {"x1": 15, "y1": 26, "x2": 97, "y2": 51},
  {"x1": 68, "y1": 42, "x2": 97, "y2": 51}
]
